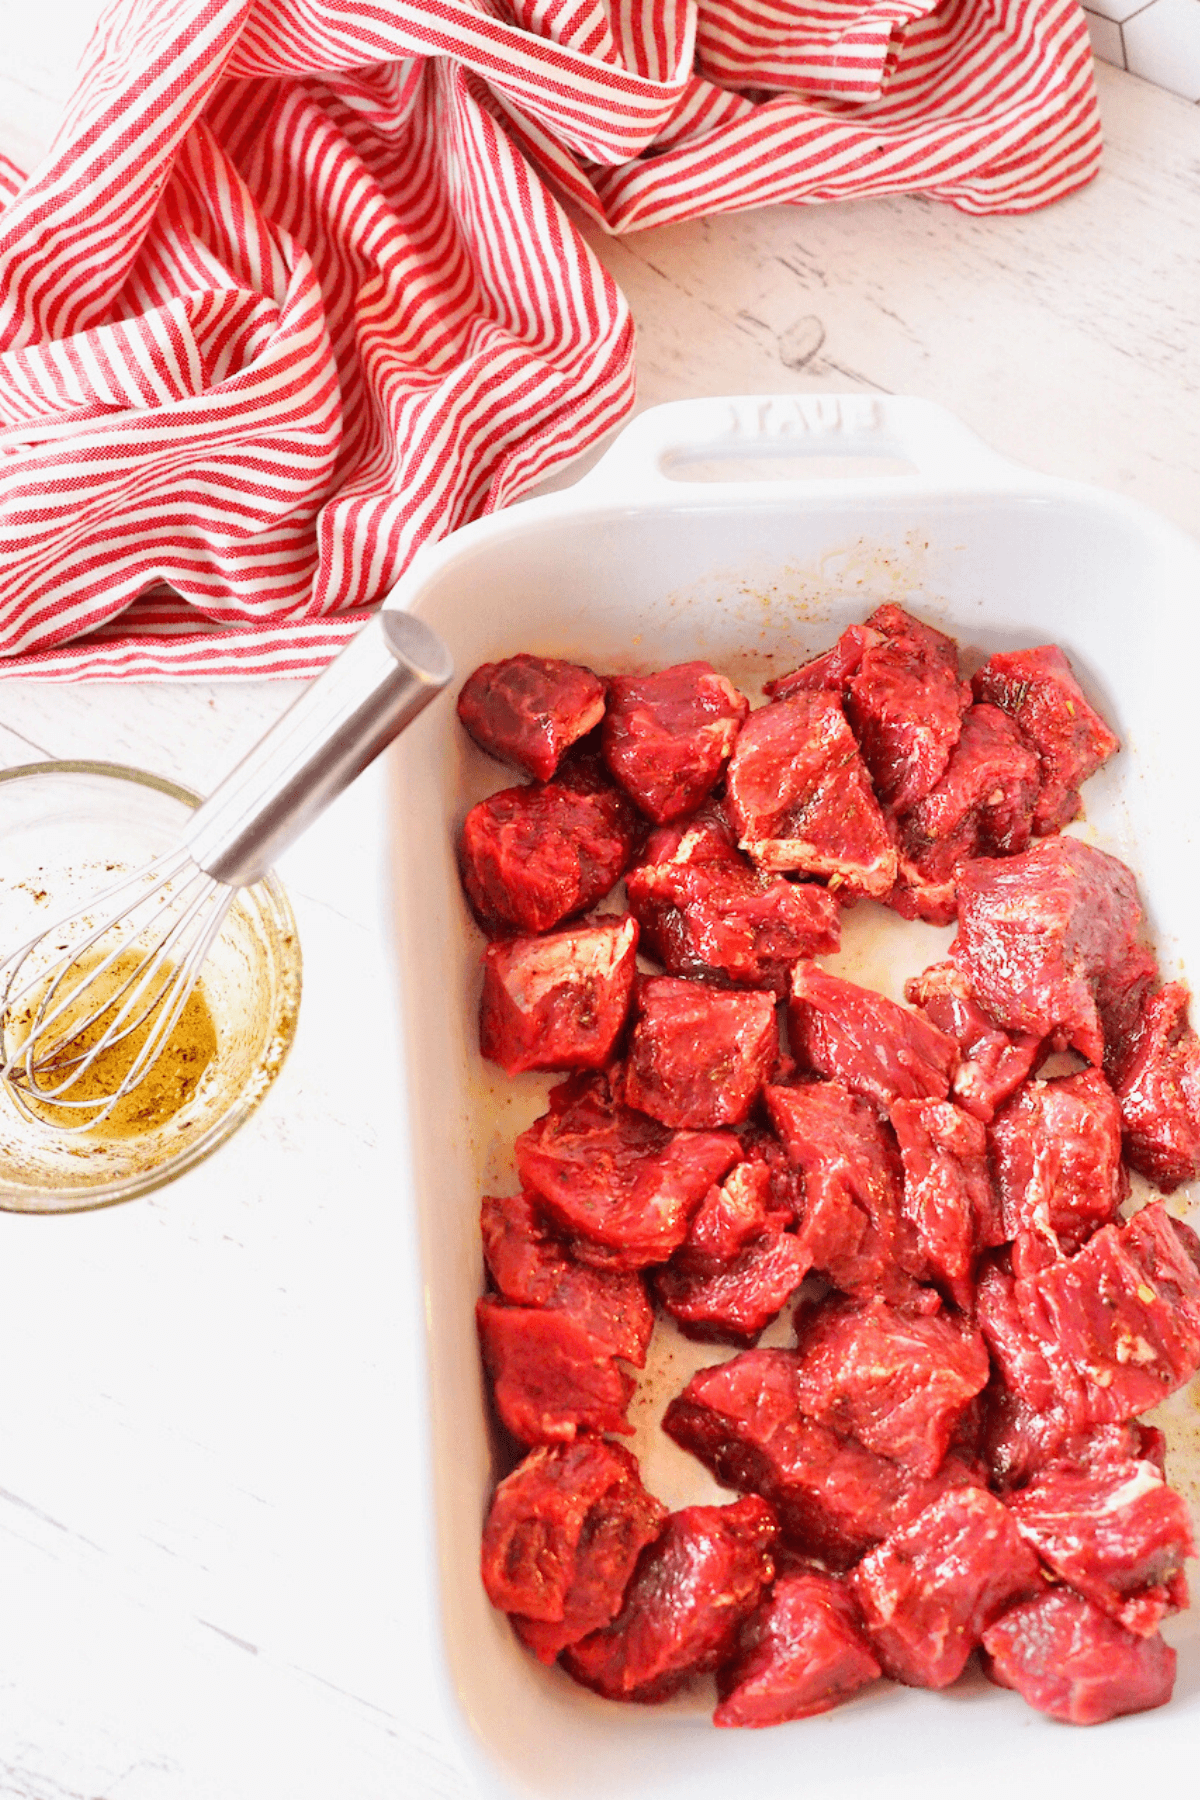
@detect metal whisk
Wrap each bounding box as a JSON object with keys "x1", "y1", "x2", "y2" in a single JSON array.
[{"x1": 0, "y1": 609, "x2": 452, "y2": 1132}]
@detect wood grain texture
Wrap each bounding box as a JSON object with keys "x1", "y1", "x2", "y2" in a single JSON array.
[
  {"x1": 0, "y1": 755, "x2": 477, "y2": 1799},
  {"x1": 576, "y1": 63, "x2": 1200, "y2": 536},
  {"x1": 0, "y1": 0, "x2": 95, "y2": 174},
  {"x1": 0, "y1": 682, "x2": 308, "y2": 794},
  {"x1": 0, "y1": 8, "x2": 1197, "y2": 1797}
]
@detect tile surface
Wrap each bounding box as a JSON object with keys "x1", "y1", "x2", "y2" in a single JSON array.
[
  {"x1": 1122, "y1": 0, "x2": 1200, "y2": 99},
  {"x1": 1086, "y1": 0, "x2": 1157, "y2": 21},
  {"x1": 1085, "y1": 8, "x2": 1127, "y2": 61}
]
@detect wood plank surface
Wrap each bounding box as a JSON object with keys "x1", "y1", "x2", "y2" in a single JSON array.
[
  {"x1": 577, "y1": 62, "x2": 1200, "y2": 534},
  {"x1": 0, "y1": 10, "x2": 1197, "y2": 1798}
]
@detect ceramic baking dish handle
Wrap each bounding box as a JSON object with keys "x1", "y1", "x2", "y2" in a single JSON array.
[{"x1": 576, "y1": 394, "x2": 1021, "y2": 499}]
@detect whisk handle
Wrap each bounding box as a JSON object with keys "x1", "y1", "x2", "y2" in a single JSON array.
[{"x1": 183, "y1": 610, "x2": 453, "y2": 887}]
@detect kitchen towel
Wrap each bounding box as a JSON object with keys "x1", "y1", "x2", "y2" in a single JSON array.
[{"x1": 0, "y1": 0, "x2": 1100, "y2": 680}]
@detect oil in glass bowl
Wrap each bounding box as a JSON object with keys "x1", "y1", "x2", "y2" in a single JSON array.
[{"x1": 0, "y1": 762, "x2": 301, "y2": 1213}]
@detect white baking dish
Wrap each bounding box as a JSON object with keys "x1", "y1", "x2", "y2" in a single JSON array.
[{"x1": 385, "y1": 395, "x2": 1200, "y2": 1800}]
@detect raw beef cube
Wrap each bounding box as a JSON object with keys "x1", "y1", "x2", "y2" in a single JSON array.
[
  {"x1": 889, "y1": 704, "x2": 1041, "y2": 925},
  {"x1": 977, "y1": 1254, "x2": 1069, "y2": 1420},
  {"x1": 481, "y1": 1439, "x2": 660, "y2": 1619},
  {"x1": 457, "y1": 654, "x2": 607, "y2": 781},
  {"x1": 515, "y1": 1071, "x2": 741, "y2": 1268},
  {"x1": 788, "y1": 963, "x2": 959, "y2": 1109},
  {"x1": 459, "y1": 782, "x2": 636, "y2": 935},
  {"x1": 625, "y1": 818, "x2": 840, "y2": 993},
  {"x1": 972, "y1": 644, "x2": 1120, "y2": 835},
  {"x1": 981, "y1": 1590, "x2": 1175, "y2": 1725},
  {"x1": 976, "y1": 1252, "x2": 1096, "y2": 1488},
  {"x1": 890, "y1": 1098, "x2": 1004, "y2": 1311},
  {"x1": 655, "y1": 1228, "x2": 811, "y2": 1345},
  {"x1": 978, "y1": 1380, "x2": 1055, "y2": 1493},
  {"x1": 562, "y1": 1496, "x2": 777, "y2": 1703},
  {"x1": 552, "y1": 730, "x2": 647, "y2": 821},
  {"x1": 766, "y1": 1081, "x2": 914, "y2": 1301},
  {"x1": 551, "y1": 728, "x2": 623, "y2": 792},
  {"x1": 905, "y1": 961, "x2": 1041, "y2": 1122},
  {"x1": 990, "y1": 1070, "x2": 1126, "y2": 1254},
  {"x1": 479, "y1": 915, "x2": 639, "y2": 1075},
  {"x1": 1007, "y1": 1456, "x2": 1194, "y2": 1638},
  {"x1": 1047, "y1": 1422, "x2": 1173, "y2": 1479},
  {"x1": 868, "y1": 603, "x2": 963, "y2": 671},
  {"x1": 481, "y1": 1440, "x2": 666, "y2": 1660},
  {"x1": 843, "y1": 603, "x2": 972, "y2": 809},
  {"x1": 951, "y1": 838, "x2": 1158, "y2": 1069},
  {"x1": 662, "y1": 1349, "x2": 981, "y2": 1569},
  {"x1": 623, "y1": 818, "x2": 732, "y2": 900},
  {"x1": 476, "y1": 1298, "x2": 635, "y2": 1444},
  {"x1": 514, "y1": 1533, "x2": 670, "y2": 1662},
  {"x1": 764, "y1": 622, "x2": 882, "y2": 701},
  {"x1": 480, "y1": 1192, "x2": 654, "y2": 1368},
  {"x1": 1060, "y1": 1421, "x2": 1170, "y2": 1472},
  {"x1": 978, "y1": 1294, "x2": 1171, "y2": 1492},
  {"x1": 551, "y1": 731, "x2": 648, "y2": 861},
  {"x1": 624, "y1": 978, "x2": 779, "y2": 1130},
  {"x1": 1009, "y1": 1227, "x2": 1060, "y2": 1281},
  {"x1": 1016, "y1": 1202, "x2": 1200, "y2": 1424},
  {"x1": 684, "y1": 1160, "x2": 789, "y2": 1264},
  {"x1": 902, "y1": 703, "x2": 1041, "y2": 859},
  {"x1": 714, "y1": 1570, "x2": 881, "y2": 1727},
  {"x1": 655, "y1": 1158, "x2": 805, "y2": 1344},
  {"x1": 602, "y1": 662, "x2": 749, "y2": 823},
  {"x1": 739, "y1": 1123, "x2": 807, "y2": 1220},
  {"x1": 792, "y1": 1295, "x2": 991, "y2": 1478},
  {"x1": 883, "y1": 853, "x2": 963, "y2": 930},
  {"x1": 725, "y1": 692, "x2": 898, "y2": 896},
  {"x1": 981, "y1": 1385, "x2": 1101, "y2": 1496},
  {"x1": 1114, "y1": 982, "x2": 1200, "y2": 1191},
  {"x1": 851, "y1": 1487, "x2": 1042, "y2": 1688}
]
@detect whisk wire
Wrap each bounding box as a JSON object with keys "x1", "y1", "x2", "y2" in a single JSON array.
[
  {"x1": 0, "y1": 850, "x2": 233, "y2": 1132},
  {"x1": 0, "y1": 608, "x2": 453, "y2": 1141},
  {"x1": 6, "y1": 859, "x2": 198, "y2": 1065},
  {"x1": 42, "y1": 893, "x2": 231, "y2": 1136},
  {"x1": 0, "y1": 848, "x2": 193, "y2": 1020}
]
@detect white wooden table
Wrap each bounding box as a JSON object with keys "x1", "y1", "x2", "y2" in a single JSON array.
[{"x1": 0, "y1": 18, "x2": 1199, "y2": 1798}]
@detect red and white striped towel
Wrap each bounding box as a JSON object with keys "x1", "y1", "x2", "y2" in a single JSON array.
[{"x1": 0, "y1": 0, "x2": 1099, "y2": 680}]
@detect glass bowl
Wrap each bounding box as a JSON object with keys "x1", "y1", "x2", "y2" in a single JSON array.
[{"x1": 0, "y1": 761, "x2": 302, "y2": 1213}]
